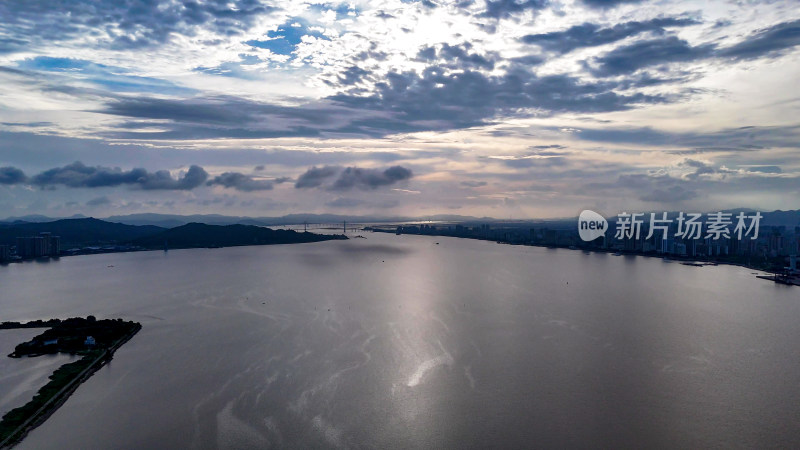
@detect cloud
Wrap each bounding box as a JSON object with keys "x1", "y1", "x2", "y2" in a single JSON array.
[
  {"x1": 521, "y1": 17, "x2": 699, "y2": 54},
  {"x1": 295, "y1": 165, "x2": 413, "y2": 190},
  {"x1": 587, "y1": 36, "x2": 715, "y2": 76},
  {"x1": 207, "y1": 172, "x2": 276, "y2": 191},
  {"x1": 481, "y1": 0, "x2": 549, "y2": 19},
  {"x1": 416, "y1": 42, "x2": 497, "y2": 70},
  {"x1": 0, "y1": 166, "x2": 26, "y2": 184},
  {"x1": 580, "y1": 0, "x2": 645, "y2": 8},
  {"x1": 678, "y1": 158, "x2": 715, "y2": 180},
  {"x1": 326, "y1": 66, "x2": 668, "y2": 134},
  {"x1": 330, "y1": 166, "x2": 413, "y2": 191},
  {"x1": 325, "y1": 197, "x2": 365, "y2": 208},
  {"x1": 587, "y1": 20, "x2": 800, "y2": 77},
  {"x1": 617, "y1": 173, "x2": 700, "y2": 202},
  {"x1": 15, "y1": 57, "x2": 194, "y2": 95},
  {"x1": 30, "y1": 162, "x2": 208, "y2": 190},
  {"x1": 741, "y1": 165, "x2": 782, "y2": 174},
  {"x1": 1, "y1": 121, "x2": 53, "y2": 128},
  {"x1": 294, "y1": 165, "x2": 340, "y2": 188},
  {"x1": 573, "y1": 125, "x2": 800, "y2": 150},
  {"x1": 638, "y1": 184, "x2": 699, "y2": 202},
  {"x1": 86, "y1": 196, "x2": 111, "y2": 206},
  {"x1": 0, "y1": 1, "x2": 278, "y2": 50},
  {"x1": 461, "y1": 180, "x2": 488, "y2": 187},
  {"x1": 718, "y1": 19, "x2": 800, "y2": 61}
]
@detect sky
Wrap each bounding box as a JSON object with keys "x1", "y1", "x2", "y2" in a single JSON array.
[{"x1": 1, "y1": 0, "x2": 799, "y2": 220}]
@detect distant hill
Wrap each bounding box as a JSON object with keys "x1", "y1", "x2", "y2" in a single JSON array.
[
  {"x1": 0, "y1": 218, "x2": 165, "y2": 247},
  {"x1": 0, "y1": 214, "x2": 87, "y2": 224},
  {"x1": 103, "y1": 212, "x2": 492, "y2": 227},
  {"x1": 6, "y1": 209, "x2": 799, "y2": 230},
  {"x1": 104, "y1": 213, "x2": 252, "y2": 228},
  {"x1": 130, "y1": 223, "x2": 347, "y2": 249},
  {"x1": 761, "y1": 210, "x2": 800, "y2": 228}
]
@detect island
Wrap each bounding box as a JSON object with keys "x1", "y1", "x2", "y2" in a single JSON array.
[
  {"x1": 0, "y1": 316, "x2": 141, "y2": 448},
  {"x1": 131, "y1": 222, "x2": 347, "y2": 250}
]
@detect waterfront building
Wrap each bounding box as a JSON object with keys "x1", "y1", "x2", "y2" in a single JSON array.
[{"x1": 15, "y1": 233, "x2": 62, "y2": 258}]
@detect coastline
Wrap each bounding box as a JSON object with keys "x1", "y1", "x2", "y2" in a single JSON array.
[
  {"x1": 370, "y1": 228, "x2": 793, "y2": 282},
  {"x1": 0, "y1": 322, "x2": 141, "y2": 448},
  {"x1": 0, "y1": 234, "x2": 347, "y2": 267}
]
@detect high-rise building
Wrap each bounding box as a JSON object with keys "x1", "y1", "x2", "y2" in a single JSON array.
[
  {"x1": 49, "y1": 235, "x2": 60, "y2": 256},
  {"x1": 0, "y1": 244, "x2": 10, "y2": 261},
  {"x1": 16, "y1": 237, "x2": 36, "y2": 258},
  {"x1": 15, "y1": 233, "x2": 61, "y2": 258}
]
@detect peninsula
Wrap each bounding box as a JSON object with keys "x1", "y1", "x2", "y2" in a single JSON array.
[{"x1": 0, "y1": 317, "x2": 141, "y2": 448}]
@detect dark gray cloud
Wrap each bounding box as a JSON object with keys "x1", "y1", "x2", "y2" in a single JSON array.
[
  {"x1": 587, "y1": 19, "x2": 800, "y2": 77},
  {"x1": 99, "y1": 65, "x2": 666, "y2": 140},
  {"x1": 521, "y1": 17, "x2": 700, "y2": 54},
  {"x1": 331, "y1": 166, "x2": 413, "y2": 191},
  {"x1": 30, "y1": 162, "x2": 208, "y2": 190},
  {"x1": 0, "y1": 131, "x2": 438, "y2": 170},
  {"x1": 581, "y1": 0, "x2": 645, "y2": 8},
  {"x1": 678, "y1": 158, "x2": 714, "y2": 180},
  {"x1": 416, "y1": 42, "x2": 497, "y2": 70},
  {"x1": 336, "y1": 66, "x2": 371, "y2": 86},
  {"x1": 573, "y1": 124, "x2": 800, "y2": 150},
  {"x1": 0, "y1": 166, "x2": 27, "y2": 184},
  {"x1": 718, "y1": 19, "x2": 800, "y2": 60},
  {"x1": 101, "y1": 95, "x2": 332, "y2": 126},
  {"x1": 97, "y1": 95, "x2": 340, "y2": 139},
  {"x1": 1, "y1": 121, "x2": 53, "y2": 127},
  {"x1": 207, "y1": 172, "x2": 278, "y2": 191},
  {"x1": 480, "y1": 0, "x2": 549, "y2": 19},
  {"x1": 529, "y1": 144, "x2": 566, "y2": 150},
  {"x1": 588, "y1": 36, "x2": 715, "y2": 76},
  {"x1": 294, "y1": 166, "x2": 340, "y2": 188},
  {"x1": 0, "y1": 37, "x2": 29, "y2": 54},
  {"x1": 326, "y1": 66, "x2": 668, "y2": 134},
  {"x1": 295, "y1": 165, "x2": 413, "y2": 190},
  {"x1": 0, "y1": 0, "x2": 278, "y2": 51},
  {"x1": 742, "y1": 165, "x2": 782, "y2": 174}
]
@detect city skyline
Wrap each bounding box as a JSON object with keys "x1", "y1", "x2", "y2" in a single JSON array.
[{"x1": 1, "y1": 0, "x2": 800, "y2": 219}]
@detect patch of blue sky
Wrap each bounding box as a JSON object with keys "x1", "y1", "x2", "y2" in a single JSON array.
[
  {"x1": 245, "y1": 18, "x2": 331, "y2": 56},
  {"x1": 17, "y1": 57, "x2": 195, "y2": 95},
  {"x1": 334, "y1": 3, "x2": 359, "y2": 19}
]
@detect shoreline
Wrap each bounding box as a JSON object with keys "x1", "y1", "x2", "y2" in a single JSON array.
[
  {"x1": 0, "y1": 235, "x2": 348, "y2": 266},
  {"x1": 372, "y1": 228, "x2": 792, "y2": 282},
  {"x1": 0, "y1": 322, "x2": 141, "y2": 448}
]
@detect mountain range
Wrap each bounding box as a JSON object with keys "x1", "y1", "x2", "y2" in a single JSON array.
[
  {"x1": 1, "y1": 209, "x2": 798, "y2": 249},
  {"x1": 0, "y1": 218, "x2": 344, "y2": 250},
  {"x1": 3, "y1": 209, "x2": 799, "y2": 229},
  {"x1": 0, "y1": 218, "x2": 163, "y2": 247}
]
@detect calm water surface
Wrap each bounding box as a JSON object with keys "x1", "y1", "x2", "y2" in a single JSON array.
[{"x1": 1, "y1": 233, "x2": 799, "y2": 448}]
